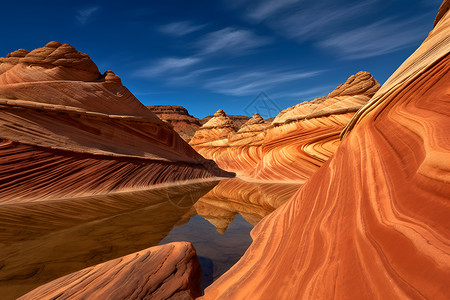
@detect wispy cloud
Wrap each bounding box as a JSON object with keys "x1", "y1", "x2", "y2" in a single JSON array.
[
  {"x1": 134, "y1": 57, "x2": 202, "y2": 77},
  {"x1": 196, "y1": 27, "x2": 272, "y2": 55},
  {"x1": 318, "y1": 16, "x2": 430, "y2": 59},
  {"x1": 247, "y1": 0, "x2": 298, "y2": 21},
  {"x1": 159, "y1": 21, "x2": 206, "y2": 37},
  {"x1": 76, "y1": 6, "x2": 99, "y2": 25},
  {"x1": 273, "y1": 0, "x2": 377, "y2": 41},
  {"x1": 203, "y1": 69, "x2": 324, "y2": 96},
  {"x1": 270, "y1": 84, "x2": 337, "y2": 100}
]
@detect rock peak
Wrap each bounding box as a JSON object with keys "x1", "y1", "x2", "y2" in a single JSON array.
[
  {"x1": 327, "y1": 71, "x2": 380, "y2": 98},
  {"x1": 214, "y1": 109, "x2": 226, "y2": 117},
  {"x1": 245, "y1": 113, "x2": 264, "y2": 125},
  {"x1": 45, "y1": 41, "x2": 63, "y2": 48},
  {"x1": 1, "y1": 41, "x2": 101, "y2": 74}
]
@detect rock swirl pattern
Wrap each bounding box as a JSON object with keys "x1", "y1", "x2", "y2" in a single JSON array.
[
  {"x1": 203, "y1": 2, "x2": 450, "y2": 299},
  {"x1": 191, "y1": 72, "x2": 380, "y2": 182}
]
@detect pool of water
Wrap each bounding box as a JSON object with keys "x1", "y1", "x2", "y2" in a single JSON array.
[{"x1": 0, "y1": 178, "x2": 301, "y2": 299}]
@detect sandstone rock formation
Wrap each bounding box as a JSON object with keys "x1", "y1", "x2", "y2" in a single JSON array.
[
  {"x1": 147, "y1": 105, "x2": 201, "y2": 142},
  {"x1": 0, "y1": 181, "x2": 216, "y2": 299},
  {"x1": 203, "y1": 3, "x2": 450, "y2": 298},
  {"x1": 0, "y1": 42, "x2": 233, "y2": 202},
  {"x1": 18, "y1": 242, "x2": 202, "y2": 300},
  {"x1": 200, "y1": 114, "x2": 249, "y2": 128},
  {"x1": 190, "y1": 109, "x2": 237, "y2": 146},
  {"x1": 191, "y1": 72, "x2": 379, "y2": 182}
]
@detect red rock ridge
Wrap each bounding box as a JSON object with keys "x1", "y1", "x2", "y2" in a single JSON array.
[
  {"x1": 147, "y1": 105, "x2": 201, "y2": 142},
  {"x1": 203, "y1": 3, "x2": 450, "y2": 299},
  {"x1": 0, "y1": 42, "x2": 233, "y2": 202}
]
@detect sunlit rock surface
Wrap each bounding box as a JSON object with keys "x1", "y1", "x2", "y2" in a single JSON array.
[
  {"x1": 147, "y1": 105, "x2": 201, "y2": 142},
  {"x1": 0, "y1": 182, "x2": 216, "y2": 299},
  {"x1": 18, "y1": 242, "x2": 202, "y2": 300},
  {"x1": 203, "y1": 4, "x2": 450, "y2": 299},
  {"x1": 191, "y1": 72, "x2": 379, "y2": 182},
  {"x1": 0, "y1": 42, "x2": 233, "y2": 202}
]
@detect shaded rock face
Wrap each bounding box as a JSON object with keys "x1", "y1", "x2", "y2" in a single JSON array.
[
  {"x1": 0, "y1": 42, "x2": 233, "y2": 202},
  {"x1": 147, "y1": 105, "x2": 201, "y2": 142},
  {"x1": 203, "y1": 3, "x2": 450, "y2": 299},
  {"x1": 191, "y1": 72, "x2": 379, "y2": 181},
  {"x1": 18, "y1": 242, "x2": 202, "y2": 300}
]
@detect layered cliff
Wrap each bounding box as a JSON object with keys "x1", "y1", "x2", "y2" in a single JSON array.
[
  {"x1": 0, "y1": 42, "x2": 232, "y2": 202},
  {"x1": 203, "y1": 2, "x2": 450, "y2": 299},
  {"x1": 191, "y1": 72, "x2": 379, "y2": 182},
  {"x1": 147, "y1": 105, "x2": 201, "y2": 142}
]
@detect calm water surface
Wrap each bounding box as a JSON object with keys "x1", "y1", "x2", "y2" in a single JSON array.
[{"x1": 0, "y1": 178, "x2": 301, "y2": 299}]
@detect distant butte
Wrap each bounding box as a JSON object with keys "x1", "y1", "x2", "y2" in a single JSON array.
[{"x1": 147, "y1": 105, "x2": 202, "y2": 142}]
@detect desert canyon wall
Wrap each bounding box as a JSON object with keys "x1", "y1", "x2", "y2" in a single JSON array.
[
  {"x1": 203, "y1": 2, "x2": 450, "y2": 299},
  {"x1": 190, "y1": 71, "x2": 380, "y2": 182},
  {"x1": 0, "y1": 41, "x2": 233, "y2": 202}
]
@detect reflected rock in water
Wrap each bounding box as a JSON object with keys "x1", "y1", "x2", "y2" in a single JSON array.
[
  {"x1": 195, "y1": 178, "x2": 301, "y2": 229},
  {"x1": 0, "y1": 181, "x2": 217, "y2": 299}
]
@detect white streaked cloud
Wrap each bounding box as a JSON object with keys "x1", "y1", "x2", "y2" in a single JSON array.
[
  {"x1": 203, "y1": 69, "x2": 324, "y2": 96},
  {"x1": 247, "y1": 0, "x2": 298, "y2": 21},
  {"x1": 273, "y1": 0, "x2": 377, "y2": 41},
  {"x1": 134, "y1": 57, "x2": 202, "y2": 77},
  {"x1": 318, "y1": 16, "x2": 430, "y2": 59},
  {"x1": 195, "y1": 27, "x2": 272, "y2": 55},
  {"x1": 76, "y1": 6, "x2": 99, "y2": 25},
  {"x1": 159, "y1": 21, "x2": 206, "y2": 37}
]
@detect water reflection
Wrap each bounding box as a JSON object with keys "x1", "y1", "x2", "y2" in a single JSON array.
[
  {"x1": 0, "y1": 178, "x2": 302, "y2": 299},
  {"x1": 161, "y1": 178, "x2": 302, "y2": 290},
  {"x1": 0, "y1": 181, "x2": 217, "y2": 299}
]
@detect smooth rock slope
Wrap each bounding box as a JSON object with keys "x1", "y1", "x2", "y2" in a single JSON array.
[{"x1": 203, "y1": 2, "x2": 450, "y2": 299}]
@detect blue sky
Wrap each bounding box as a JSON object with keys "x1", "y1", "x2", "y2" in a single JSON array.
[{"x1": 0, "y1": 0, "x2": 443, "y2": 118}]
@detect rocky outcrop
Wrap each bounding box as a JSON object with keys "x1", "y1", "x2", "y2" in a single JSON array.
[
  {"x1": 190, "y1": 109, "x2": 237, "y2": 145},
  {"x1": 18, "y1": 242, "x2": 202, "y2": 300},
  {"x1": 200, "y1": 114, "x2": 250, "y2": 128},
  {"x1": 203, "y1": 3, "x2": 450, "y2": 299},
  {"x1": 147, "y1": 105, "x2": 201, "y2": 142},
  {"x1": 0, "y1": 42, "x2": 233, "y2": 202},
  {"x1": 191, "y1": 72, "x2": 379, "y2": 181}
]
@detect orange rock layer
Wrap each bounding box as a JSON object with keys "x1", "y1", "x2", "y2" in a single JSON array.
[
  {"x1": 203, "y1": 4, "x2": 450, "y2": 299},
  {"x1": 18, "y1": 242, "x2": 202, "y2": 300},
  {"x1": 191, "y1": 72, "x2": 379, "y2": 182},
  {"x1": 0, "y1": 42, "x2": 233, "y2": 201}
]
